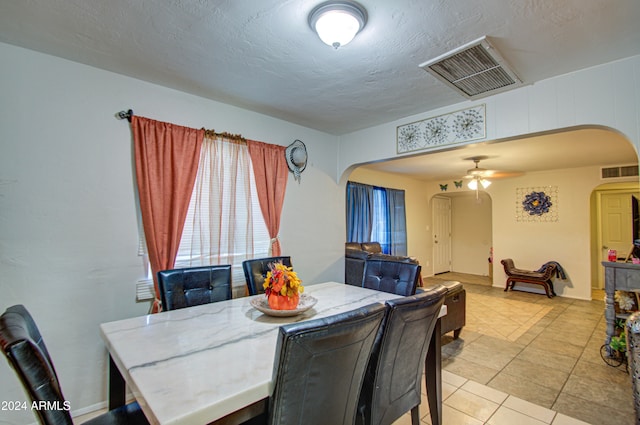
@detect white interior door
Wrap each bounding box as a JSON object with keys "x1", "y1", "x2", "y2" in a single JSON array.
[
  {"x1": 598, "y1": 192, "x2": 634, "y2": 288},
  {"x1": 432, "y1": 196, "x2": 452, "y2": 274},
  {"x1": 601, "y1": 192, "x2": 633, "y2": 259}
]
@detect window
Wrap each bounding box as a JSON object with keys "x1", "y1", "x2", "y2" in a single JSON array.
[
  {"x1": 346, "y1": 181, "x2": 407, "y2": 256},
  {"x1": 371, "y1": 187, "x2": 390, "y2": 252},
  {"x1": 175, "y1": 137, "x2": 270, "y2": 286}
]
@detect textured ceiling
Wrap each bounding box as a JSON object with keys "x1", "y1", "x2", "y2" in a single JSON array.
[
  {"x1": 2, "y1": 1, "x2": 639, "y2": 182},
  {"x1": 2, "y1": 0, "x2": 640, "y2": 136}
]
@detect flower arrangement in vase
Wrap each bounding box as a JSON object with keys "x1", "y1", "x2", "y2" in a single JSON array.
[{"x1": 263, "y1": 262, "x2": 304, "y2": 310}]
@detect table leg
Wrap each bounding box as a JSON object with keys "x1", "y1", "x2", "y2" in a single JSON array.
[
  {"x1": 425, "y1": 319, "x2": 442, "y2": 425},
  {"x1": 604, "y1": 266, "x2": 616, "y2": 352},
  {"x1": 108, "y1": 355, "x2": 126, "y2": 410}
]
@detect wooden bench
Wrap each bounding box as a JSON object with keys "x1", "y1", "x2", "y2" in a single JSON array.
[{"x1": 501, "y1": 258, "x2": 557, "y2": 298}]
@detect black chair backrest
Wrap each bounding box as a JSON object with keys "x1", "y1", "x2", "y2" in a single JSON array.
[
  {"x1": 270, "y1": 303, "x2": 386, "y2": 425},
  {"x1": 362, "y1": 259, "x2": 421, "y2": 296},
  {"x1": 242, "y1": 256, "x2": 292, "y2": 296},
  {"x1": 0, "y1": 305, "x2": 73, "y2": 425},
  {"x1": 157, "y1": 265, "x2": 232, "y2": 311},
  {"x1": 358, "y1": 285, "x2": 447, "y2": 425}
]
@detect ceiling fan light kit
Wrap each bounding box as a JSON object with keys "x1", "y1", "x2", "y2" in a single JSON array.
[
  {"x1": 467, "y1": 178, "x2": 491, "y2": 190},
  {"x1": 308, "y1": 1, "x2": 367, "y2": 49},
  {"x1": 465, "y1": 156, "x2": 493, "y2": 192}
]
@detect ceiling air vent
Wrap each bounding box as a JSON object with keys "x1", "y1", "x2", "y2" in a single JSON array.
[
  {"x1": 419, "y1": 36, "x2": 523, "y2": 99},
  {"x1": 601, "y1": 165, "x2": 639, "y2": 179}
]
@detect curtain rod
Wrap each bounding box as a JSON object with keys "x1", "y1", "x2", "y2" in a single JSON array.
[
  {"x1": 203, "y1": 129, "x2": 246, "y2": 144},
  {"x1": 115, "y1": 109, "x2": 246, "y2": 143}
]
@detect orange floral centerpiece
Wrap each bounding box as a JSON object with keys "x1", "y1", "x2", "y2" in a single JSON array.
[{"x1": 263, "y1": 262, "x2": 304, "y2": 310}]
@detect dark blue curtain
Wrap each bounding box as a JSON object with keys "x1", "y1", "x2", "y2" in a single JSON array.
[
  {"x1": 346, "y1": 181, "x2": 407, "y2": 256},
  {"x1": 346, "y1": 181, "x2": 374, "y2": 243}
]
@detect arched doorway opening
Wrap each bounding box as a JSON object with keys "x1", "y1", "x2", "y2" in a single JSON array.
[
  {"x1": 346, "y1": 127, "x2": 637, "y2": 299},
  {"x1": 591, "y1": 181, "x2": 640, "y2": 290},
  {"x1": 430, "y1": 191, "x2": 492, "y2": 277}
]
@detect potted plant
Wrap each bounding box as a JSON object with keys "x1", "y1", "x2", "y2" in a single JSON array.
[
  {"x1": 610, "y1": 318, "x2": 627, "y2": 357},
  {"x1": 601, "y1": 318, "x2": 628, "y2": 368}
]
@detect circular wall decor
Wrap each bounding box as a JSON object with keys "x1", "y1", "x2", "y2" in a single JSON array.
[{"x1": 522, "y1": 190, "x2": 552, "y2": 216}]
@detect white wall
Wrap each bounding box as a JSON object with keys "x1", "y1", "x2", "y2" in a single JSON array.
[
  {"x1": 490, "y1": 166, "x2": 605, "y2": 300},
  {"x1": 0, "y1": 42, "x2": 342, "y2": 423},
  {"x1": 338, "y1": 55, "x2": 640, "y2": 180}
]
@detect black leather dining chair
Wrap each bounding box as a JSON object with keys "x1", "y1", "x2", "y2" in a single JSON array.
[
  {"x1": 157, "y1": 264, "x2": 232, "y2": 311},
  {"x1": 362, "y1": 259, "x2": 421, "y2": 296},
  {"x1": 254, "y1": 303, "x2": 386, "y2": 425},
  {"x1": 242, "y1": 256, "x2": 292, "y2": 296},
  {"x1": 0, "y1": 304, "x2": 149, "y2": 425},
  {"x1": 357, "y1": 285, "x2": 447, "y2": 425}
]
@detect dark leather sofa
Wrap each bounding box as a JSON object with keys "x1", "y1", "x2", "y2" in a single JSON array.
[{"x1": 345, "y1": 242, "x2": 418, "y2": 286}]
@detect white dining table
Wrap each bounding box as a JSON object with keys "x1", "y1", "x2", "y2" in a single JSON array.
[{"x1": 100, "y1": 281, "x2": 446, "y2": 425}]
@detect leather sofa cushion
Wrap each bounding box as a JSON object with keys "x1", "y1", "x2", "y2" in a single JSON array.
[
  {"x1": 346, "y1": 248, "x2": 370, "y2": 260},
  {"x1": 346, "y1": 242, "x2": 362, "y2": 251},
  {"x1": 369, "y1": 253, "x2": 417, "y2": 264},
  {"x1": 361, "y1": 242, "x2": 382, "y2": 254}
]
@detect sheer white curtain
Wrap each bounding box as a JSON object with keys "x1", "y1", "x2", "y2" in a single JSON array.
[{"x1": 175, "y1": 135, "x2": 270, "y2": 284}]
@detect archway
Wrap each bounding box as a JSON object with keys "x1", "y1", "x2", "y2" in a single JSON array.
[
  {"x1": 346, "y1": 127, "x2": 637, "y2": 299},
  {"x1": 429, "y1": 191, "x2": 493, "y2": 277},
  {"x1": 591, "y1": 181, "x2": 640, "y2": 290}
]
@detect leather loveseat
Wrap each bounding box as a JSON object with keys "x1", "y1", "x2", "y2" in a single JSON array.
[{"x1": 345, "y1": 242, "x2": 419, "y2": 286}]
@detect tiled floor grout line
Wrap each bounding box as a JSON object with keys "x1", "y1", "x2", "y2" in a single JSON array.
[
  {"x1": 546, "y1": 303, "x2": 575, "y2": 412},
  {"x1": 548, "y1": 311, "x2": 601, "y2": 413},
  {"x1": 443, "y1": 374, "x2": 565, "y2": 425},
  {"x1": 480, "y1": 300, "x2": 568, "y2": 423}
]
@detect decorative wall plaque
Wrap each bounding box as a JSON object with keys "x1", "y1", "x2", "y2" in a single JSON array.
[
  {"x1": 516, "y1": 186, "x2": 559, "y2": 222},
  {"x1": 396, "y1": 104, "x2": 486, "y2": 154}
]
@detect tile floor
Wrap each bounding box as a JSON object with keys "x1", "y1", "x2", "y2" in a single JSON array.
[{"x1": 396, "y1": 272, "x2": 635, "y2": 425}]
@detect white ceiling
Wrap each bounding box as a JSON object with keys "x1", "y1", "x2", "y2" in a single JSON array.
[
  {"x1": 1, "y1": 0, "x2": 639, "y2": 180},
  {"x1": 2, "y1": 0, "x2": 640, "y2": 136}
]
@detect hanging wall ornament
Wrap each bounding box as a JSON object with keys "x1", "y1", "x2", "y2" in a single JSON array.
[
  {"x1": 285, "y1": 139, "x2": 308, "y2": 183},
  {"x1": 516, "y1": 186, "x2": 559, "y2": 222}
]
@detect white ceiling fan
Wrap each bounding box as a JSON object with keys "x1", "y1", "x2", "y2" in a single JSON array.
[
  {"x1": 464, "y1": 156, "x2": 494, "y2": 190},
  {"x1": 463, "y1": 155, "x2": 521, "y2": 192}
]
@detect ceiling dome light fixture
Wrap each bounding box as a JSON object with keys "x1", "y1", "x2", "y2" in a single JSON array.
[{"x1": 308, "y1": 1, "x2": 367, "y2": 49}]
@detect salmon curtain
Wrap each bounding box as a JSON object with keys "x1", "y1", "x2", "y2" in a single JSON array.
[
  {"x1": 247, "y1": 140, "x2": 288, "y2": 256},
  {"x1": 132, "y1": 116, "x2": 204, "y2": 313}
]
